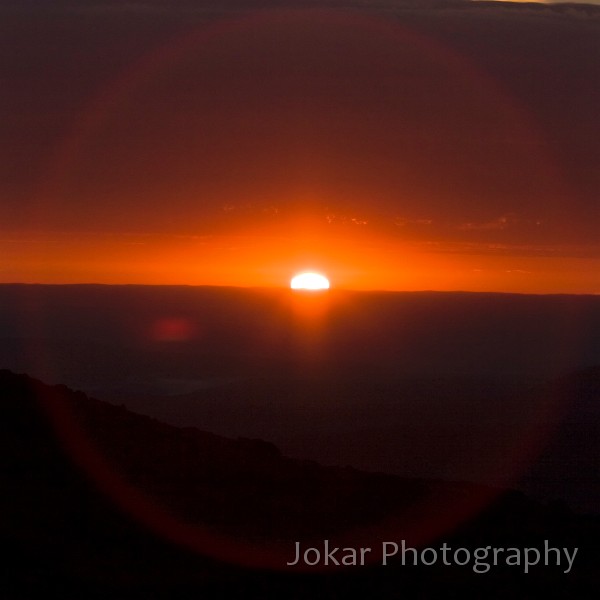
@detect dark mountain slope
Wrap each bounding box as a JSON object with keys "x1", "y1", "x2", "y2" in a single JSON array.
[{"x1": 1, "y1": 370, "x2": 598, "y2": 598}]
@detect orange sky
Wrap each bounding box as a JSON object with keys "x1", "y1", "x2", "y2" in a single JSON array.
[
  {"x1": 1, "y1": 4, "x2": 598, "y2": 293},
  {"x1": 2, "y1": 230, "x2": 599, "y2": 294}
]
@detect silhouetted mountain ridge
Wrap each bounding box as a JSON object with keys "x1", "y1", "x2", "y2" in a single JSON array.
[
  {"x1": 1, "y1": 369, "x2": 599, "y2": 598},
  {"x1": 0, "y1": 369, "x2": 434, "y2": 544}
]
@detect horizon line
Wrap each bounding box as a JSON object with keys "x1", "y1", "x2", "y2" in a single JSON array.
[{"x1": 0, "y1": 281, "x2": 598, "y2": 297}]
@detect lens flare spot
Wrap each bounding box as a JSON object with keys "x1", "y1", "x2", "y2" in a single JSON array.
[{"x1": 151, "y1": 317, "x2": 196, "y2": 342}]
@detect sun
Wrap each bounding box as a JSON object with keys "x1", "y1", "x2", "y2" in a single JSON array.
[{"x1": 290, "y1": 272, "x2": 330, "y2": 291}]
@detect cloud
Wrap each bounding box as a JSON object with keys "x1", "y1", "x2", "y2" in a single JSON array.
[
  {"x1": 3, "y1": 0, "x2": 600, "y2": 16},
  {"x1": 473, "y1": 1, "x2": 600, "y2": 5},
  {"x1": 459, "y1": 214, "x2": 516, "y2": 231},
  {"x1": 394, "y1": 217, "x2": 434, "y2": 227},
  {"x1": 326, "y1": 213, "x2": 369, "y2": 226},
  {"x1": 415, "y1": 240, "x2": 600, "y2": 258}
]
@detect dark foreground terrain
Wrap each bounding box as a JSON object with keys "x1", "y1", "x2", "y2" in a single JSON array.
[{"x1": 1, "y1": 370, "x2": 598, "y2": 598}]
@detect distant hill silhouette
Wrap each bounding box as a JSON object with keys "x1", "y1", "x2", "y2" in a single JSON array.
[
  {"x1": 2, "y1": 285, "x2": 599, "y2": 515},
  {"x1": 515, "y1": 366, "x2": 600, "y2": 514},
  {"x1": 2, "y1": 285, "x2": 599, "y2": 387},
  {"x1": 1, "y1": 370, "x2": 598, "y2": 598},
  {"x1": 82, "y1": 366, "x2": 598, "y2": 515}
]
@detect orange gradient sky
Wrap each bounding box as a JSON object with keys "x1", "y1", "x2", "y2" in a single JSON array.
[
  {"x1": 1, "y1": 3, "x2": 598, "y2": 293},
  {"x1": 3, "y1": 229, "x2": 599, "y2": 294}
]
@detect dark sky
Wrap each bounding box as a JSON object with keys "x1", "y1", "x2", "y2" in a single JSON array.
[{"x1": 1, "y1": 1, "x2": 599, "y2": 290}]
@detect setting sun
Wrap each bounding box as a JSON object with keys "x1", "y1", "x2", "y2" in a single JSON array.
[{"x1": 290, "y1": 272, "x2": 330, "y2": 291}]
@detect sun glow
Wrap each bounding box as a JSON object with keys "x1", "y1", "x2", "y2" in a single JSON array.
[{"x1": 290, "y1": 272, "x2": 330, "y2": 291}]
